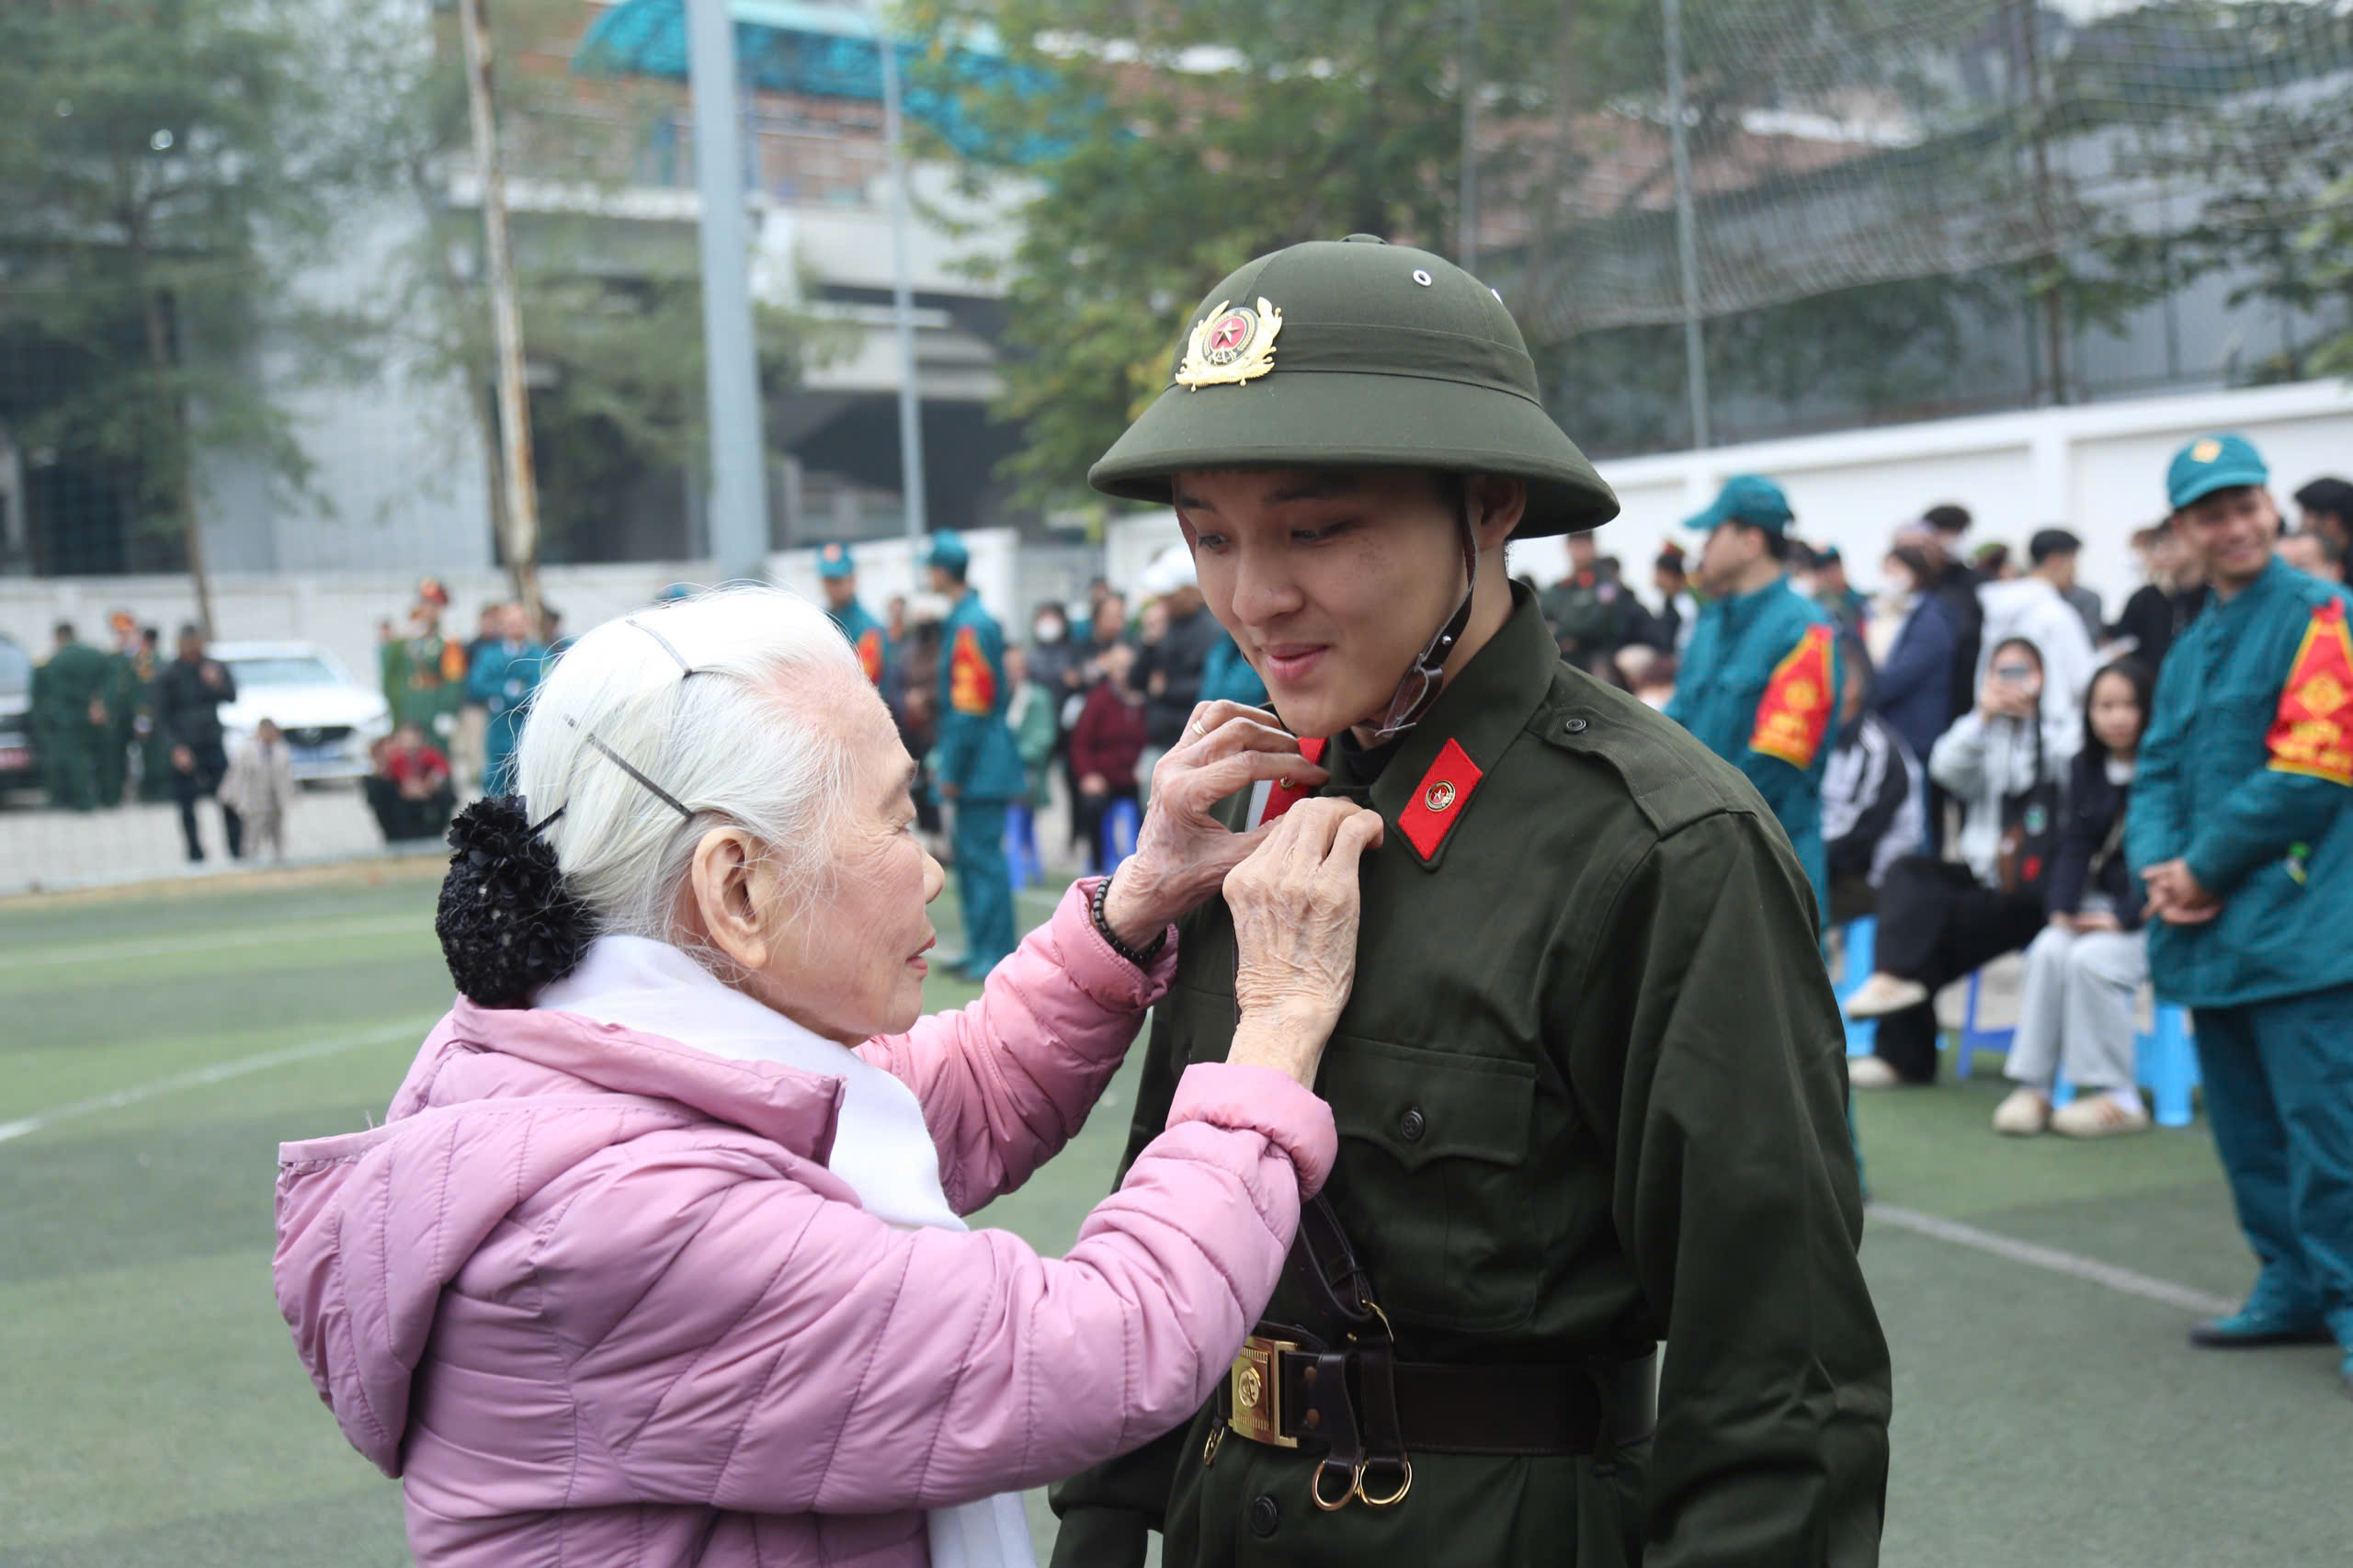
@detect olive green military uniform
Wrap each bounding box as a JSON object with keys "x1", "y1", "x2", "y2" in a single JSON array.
[
  {"x1": 30, "y1": 641, "x2": 114, "y2": 812},
  {"x1": 1051, "y1": 237, "x2": 1889, "y2": 1568},
  {"x1": 95, "y1": 647, "x2": 143, "y2": 806}
]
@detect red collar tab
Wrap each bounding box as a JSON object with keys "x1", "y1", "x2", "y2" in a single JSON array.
[
  {"x1": 1256, "y1": 735, "x2": 1329, "y2": 826},
  {"x1": 1396, "y1": 737, "x2": 1483, "y2": 860}
]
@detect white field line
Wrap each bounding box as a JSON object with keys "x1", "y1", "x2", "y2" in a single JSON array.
[
  {"x1": 0, "y1": 883, "x2": 1066, "y2": 1146},
  {"x1": 0, "y1": 1017, "x2": 438, "y2": 1147},
  {"x1": 0, "y1": 916, "x2": 427, "y2": 972},
  {"x1": 1870, "y1": 1202, "x2": 2237, "y2": 1316},
  {"x1": 6, "y1": 885, "x2": 1069, "y2": 974}
]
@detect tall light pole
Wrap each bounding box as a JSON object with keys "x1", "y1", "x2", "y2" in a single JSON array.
[
  {"x1": 1459, "y1": 0, "x2": 1480, "y2": 272},
  {"x1": 1664, "y1": 0, "x2": 1711, "y2": 449},
  {"x1": 457, "y1": 0, "x2": 544, "y2": 617},
  {"x1": 686, "y1": 0, "x2": 771, "y2": 581},
  {"x1": 874, "y1": 6, "x2": 928, "y2": 540}
]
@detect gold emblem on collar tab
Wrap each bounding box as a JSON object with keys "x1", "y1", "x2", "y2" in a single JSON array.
[{"x1": 1177, "y1": 298, "x2": 1283, "y2": 390}]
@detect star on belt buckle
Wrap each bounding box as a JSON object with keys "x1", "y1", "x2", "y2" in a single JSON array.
[{"x1": 1228, "y1": 1336, "x2": 1299, "y2": 1449}]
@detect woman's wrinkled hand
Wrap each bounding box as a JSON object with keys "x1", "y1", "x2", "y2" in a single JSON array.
[
  {"x1": 1224, "y1": 799, "x2": 1385, "y2": 1087},
  {"x1": 1098, "y1": 701, "x2": 1331, "y2": 947}
]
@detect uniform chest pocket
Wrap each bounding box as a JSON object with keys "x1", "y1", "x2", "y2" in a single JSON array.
[{"x1": 1315, "y1": 1036, "x2": 1555, "y2": 1332}]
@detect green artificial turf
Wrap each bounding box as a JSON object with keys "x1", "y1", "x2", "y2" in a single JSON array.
[{"x1": 3, "y1": 872, "x2": 2346, "y2": 1568}]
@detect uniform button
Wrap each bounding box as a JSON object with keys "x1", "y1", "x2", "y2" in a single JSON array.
[
  {"x1": 1398, "y1": 1106, "x2": 1427, "y2": 1142},
  {"x1": 1340, "y1": 233, "x2": 1388, "y2": 244},
  {"x1": 1247, "y1": 1494, "x2": 1281, "y2": 1538},
  {"x1": 1563, "y1": 716, "x2": 1589, "y2": 734}
]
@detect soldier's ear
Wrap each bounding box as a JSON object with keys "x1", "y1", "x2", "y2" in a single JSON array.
[{"x1": 1469, "y1": 474, "x2": 1526, "y2": 547}]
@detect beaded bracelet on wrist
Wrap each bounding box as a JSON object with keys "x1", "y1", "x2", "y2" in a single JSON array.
[{"x1": 1090, "y1": 871, "x2": 1169, "y2": 968}]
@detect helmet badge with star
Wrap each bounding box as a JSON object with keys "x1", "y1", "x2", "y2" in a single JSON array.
[{"x1": 1176, "y1": 298, "x2": 1283, "y2": 390}]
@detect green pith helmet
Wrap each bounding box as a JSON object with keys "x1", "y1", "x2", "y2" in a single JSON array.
[{"x1": 1089, "y1": 235, "x2": 1618, "y2": 538}]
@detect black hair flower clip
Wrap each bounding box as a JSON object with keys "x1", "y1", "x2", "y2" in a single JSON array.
[{"x1": 434, "y1": 796, "x2": 594, "y2": 1006}]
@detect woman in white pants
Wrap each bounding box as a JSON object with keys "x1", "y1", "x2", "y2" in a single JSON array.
[{"x1": 1996, "y1": 659, "x2": 2158, "y2": 1138}]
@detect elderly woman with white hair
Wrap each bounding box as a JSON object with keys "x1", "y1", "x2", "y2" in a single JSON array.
[{"x1": 274, "y1": 585, "x2": 1382, "y2": 1568}]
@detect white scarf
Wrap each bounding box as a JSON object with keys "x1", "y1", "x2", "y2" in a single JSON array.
[{"x1": 537, "y1": 936, "x2": 1036, "y2": 1568}]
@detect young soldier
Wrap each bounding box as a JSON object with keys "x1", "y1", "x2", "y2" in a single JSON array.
[
  {"x1": 817, "y1": 540, "x2": 892, "y2": 687},
  {"x1": 925, "y1": 530, "x2": 1024, "y2": 977},
  {"x1": 1050, "y1": 237, "x2": 1888, "y2": 1567},
  {"x1": 30, "y1": 622, "x2": 112, "y2": 812},
  {"x1": 1666, "y1": 474, "x2": 1841, "y2": 921},
  {"x1": 2129, "y1": 433, "x2": 2353, "y2": 1399}
]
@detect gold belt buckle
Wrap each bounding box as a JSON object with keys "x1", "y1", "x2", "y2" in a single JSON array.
[{"x1": 1227, "y1": 1335, "x2": 1299, "y2": 1449}]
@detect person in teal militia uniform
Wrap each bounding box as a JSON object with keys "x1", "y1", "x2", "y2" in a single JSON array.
[
  {"x1": 925, "y1": 531, "x2": 1024, "y2": 978},
  {"x1": 2127, "y1": 432, "x2": 2353, "y2": 1399},
  {"x1": 1665, "y1": 474, "x2": 1844, "y2": 920},
  {"x1": 816, "y1": 541, "x2": 893, "y2": 687}
]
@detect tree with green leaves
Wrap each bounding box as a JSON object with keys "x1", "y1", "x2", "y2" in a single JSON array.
[
  {"x1": 904, "y1": 0, "x2": 1603, "y2": 512},
  {"x1": 0, "y1": 0, "x2": 369, "y2": 622},
  {"x1": 352, "y1": 0, "x2": 838, "y2": 566}
]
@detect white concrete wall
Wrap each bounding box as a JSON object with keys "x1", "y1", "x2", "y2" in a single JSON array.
[
  {"x1": 1105, "y1": 510, "x2": 1183, "y2": 606},
  {"x1": 1516, "y1": 379, "x2": 2353, "y2": 612},
  {"x1": 1099, "y1": 381, "x2": 2351, "y2": 620}
]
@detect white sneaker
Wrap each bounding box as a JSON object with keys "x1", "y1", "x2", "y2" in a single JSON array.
[
  {"x1": 1992, "y1": 1087, "x2": 2052, "y2": 1136},
  {"x1": 1847, "y1": 1054, "x2": 1904, "y2": 1089},
  {"x1": 1844, "y1": 974, "x2": 1930, "y2": 1018},
  {"x1": 2051, "y1": 1094, "x2": 2152, "y2": 1139}
]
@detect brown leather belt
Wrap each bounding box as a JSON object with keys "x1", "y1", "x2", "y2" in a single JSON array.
[{"x1": 1227, "y1": 1334, "x2": 1659, "y2": 1459}]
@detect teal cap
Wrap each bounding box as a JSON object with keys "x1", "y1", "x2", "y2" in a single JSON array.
[
  {"x1": 2166, "y1": 433, "x2": 2268, "y2": 511},
  {"x1": 924, "y1": 531, "x2": 970, "y2": 571},
  {"x1": 1686, "y1": 474, "x2": 1794, "y2": 535},
  {"x1": 816, "y1": 541, "x2": 856, "y2": 580}
]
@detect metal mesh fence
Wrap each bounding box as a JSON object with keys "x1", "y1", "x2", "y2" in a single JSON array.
[{"x1": 1495, "y1": 0, "x2": 2353, "y2": 336}]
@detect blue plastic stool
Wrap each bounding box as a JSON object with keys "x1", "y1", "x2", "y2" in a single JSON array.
[
  {"x1": 2052, "y1": 1003, "x2": 2200, "y2": 1129},
  {"x1": 1950, "y1": 970, "x2": 2016, "y2": 1081},
  {"x1": 1099, "y1": 796, "x2": 1142, "y2": 875},
  {"x1": 1003, "y1": 803, "x2": 1040, "y2": 890},
  {"x1": 1834, "y1": 918, "x2": 1880, "y2": 1059}
]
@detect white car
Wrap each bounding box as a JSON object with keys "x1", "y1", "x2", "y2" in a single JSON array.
[{"x1": 211, "y1": 641, "x2": 392, "y2": 783}]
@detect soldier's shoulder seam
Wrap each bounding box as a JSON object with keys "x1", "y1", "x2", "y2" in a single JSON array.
[{"x1": 1523, "y1": 667, "x2": 1766, "y2": 836}]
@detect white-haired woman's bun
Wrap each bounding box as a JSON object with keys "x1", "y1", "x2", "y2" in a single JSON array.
[{"x1": 464, "y1": 585, "x2": 866, "y2": 983}]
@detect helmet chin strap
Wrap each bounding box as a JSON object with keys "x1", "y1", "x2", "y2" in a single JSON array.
[{"x1": 1366, "y1": 496, "x2": 1483, "y2": 743}]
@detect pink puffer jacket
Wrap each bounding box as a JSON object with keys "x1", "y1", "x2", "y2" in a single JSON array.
[{"x1": 273, "y1": 882, "x2": 1334, "y2": 1567}]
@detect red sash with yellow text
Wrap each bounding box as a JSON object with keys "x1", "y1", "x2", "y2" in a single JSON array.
[
  {"x1": 1749, "y1": 624, "x2": 1836, "y2": 769},
  {"x1": 949, "y1": 626, "x2": 997, "y2": 716},
  {"x1": 2267, "y1": 598, "x2": 2353, "y2": 786}
]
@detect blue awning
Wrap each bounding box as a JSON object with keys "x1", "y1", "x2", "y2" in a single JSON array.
[{"x1": 574, "y1": 0, "x2": 1045, "y2": 156}]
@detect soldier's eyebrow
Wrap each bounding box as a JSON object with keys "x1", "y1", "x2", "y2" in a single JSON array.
[
  {"x1": 887, "y1": 758, "x2": 918, "y2": 808},
  {"x1": 1266, "y1": 473, "x2": 1360, "y2": 505},
  {"x1": 1174, "y1": 472, "x2": 1359, "y2": 512}
]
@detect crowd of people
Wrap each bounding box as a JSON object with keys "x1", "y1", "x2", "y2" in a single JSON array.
[
  {"x1": 1590, "y1": 436, "x2": 2352, "y2": 1403},
  {"x1": 813, "y1": 537, "x2": 1269, "y2": 888},
  {"x1": 364, "y1": 578, "x2": 569, "y2": 846},
  {"x1": 1543, "y1": 452, "x2": 2349, "y2": 1155},
  {"x1": 25, "y1": 615, "x2": 292, "y2": 863},
  {"x1": 265, "y1": 234, "x2": 2353, "y2": 1568}
]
